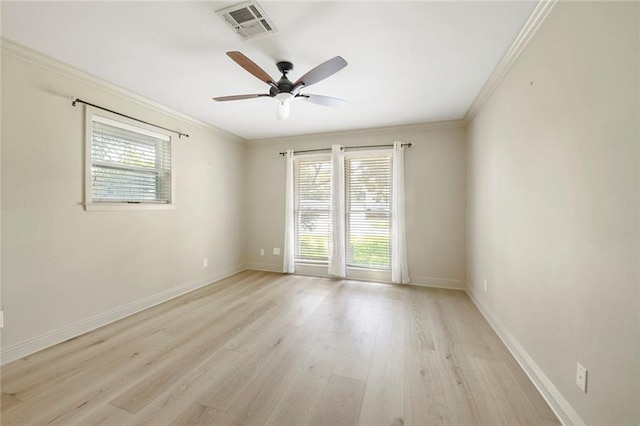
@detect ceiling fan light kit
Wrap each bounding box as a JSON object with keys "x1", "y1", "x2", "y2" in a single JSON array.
[
  {"x1": 276, "y1": 101, "x2": 290, "y2": 120},
  {"x1": 275, "y1": 92, "x2": 294, "y2": 102},
  {"x1": 213, "y1": 51, "x2": 348, "y2": 120}
]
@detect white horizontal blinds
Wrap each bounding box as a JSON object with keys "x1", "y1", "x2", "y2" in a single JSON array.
[
  {"x1": 91, "y1": 115, "x2": 171, "y2": 203},
  {"x1": 294, "y1": 157, "x2": 332, "y2": 263},
  {"x1": 345, "y1": 154, "x2": 393, "y2": 270}
]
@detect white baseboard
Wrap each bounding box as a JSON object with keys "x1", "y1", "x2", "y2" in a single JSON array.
[
  {"x1": 0, "y1": 264, "x2": 247, "y2": 365},
  {"x1": 246, "y1": 262, "x2": 283, "y2": 273},
  {"x1": 246, "y1": 264, "x2": 465, "y2": 291},
  {"x1": 410, "y1": 275, "x2": 466, "y2": 290},
  {"x1": 466, "y1": 287, "x2": 585, "y2": 426}
]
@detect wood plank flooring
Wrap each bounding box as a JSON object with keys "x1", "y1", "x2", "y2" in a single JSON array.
[{"x1": 0, "y1": 270, "x2": 560, "y2": 425}]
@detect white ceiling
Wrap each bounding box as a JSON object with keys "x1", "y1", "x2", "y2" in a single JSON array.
[{"x1": 1, "y1": 1, "x2": 536, "y2": 140}]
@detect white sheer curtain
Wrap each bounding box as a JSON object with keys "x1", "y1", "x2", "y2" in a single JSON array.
[
  {"x1": 392, "y1": 141, "x2": 409, "y2": 283},
  {"x1": 283, "y1": 149, "x2": 295, "y2": 273},
  {"x1": 328, "y1": 145, "x2": 346, "y2": 277}
]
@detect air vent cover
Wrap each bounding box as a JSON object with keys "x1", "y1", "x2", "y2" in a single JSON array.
[{"x1": 216, "y1": 1, "x2": 277, "y2": 40}]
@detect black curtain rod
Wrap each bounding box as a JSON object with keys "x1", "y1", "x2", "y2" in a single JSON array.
[
  {"x1": 279, "y1": 143, "x2": 411, "y2": 156},
  {"x1": 72, "y1": 98, "x2": 190, "y2": 138}
]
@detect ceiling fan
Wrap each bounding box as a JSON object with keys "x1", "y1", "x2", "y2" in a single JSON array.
[{"x1": 213, "y1": 51, "x2": 348, "y2": 120}]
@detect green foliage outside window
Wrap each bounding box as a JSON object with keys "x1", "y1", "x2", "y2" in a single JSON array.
[{"x1": 298, "y1": 233, "x2": 390, "y2": 269}]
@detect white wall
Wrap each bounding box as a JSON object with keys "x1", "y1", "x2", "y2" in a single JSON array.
[
  {"x1": 467, "y1": 2, "x2": 639, "y2": 424},
  {"x1": 245, "y1": 123, "x2": 467, "y2": 288},
  {"x1": 4, "y1": 3, "x2": 638, "y2": 423},
  {"x1": 1, "y1": 43, "x2": 247, "y2": 362}
]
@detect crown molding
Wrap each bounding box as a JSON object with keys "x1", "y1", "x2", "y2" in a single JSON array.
[
  {"x1": 246, "y1": 119, "x2": 465, "y2": 147},
  {"x1": 463, "y1": 0, "x2": 558, "y2": 125},
  {"x1": 0, "y1": 38, "x2": 246, "y2": 145}
]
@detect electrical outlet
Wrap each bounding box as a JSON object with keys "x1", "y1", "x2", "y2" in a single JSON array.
[
  {"x1": 203, "y1": 258, "x2": 208, "y2": 268},
  {"x1": 273, "y1": 247, "x2": 280, "y2": 256},
  {"x1": 483, "y1": 279, "x2": 488, "y2": 292},
  {"x1": 260, "y1": 249, "x2": 265, "y2": 256},
  {"x1": 0, "y1": 311, "x2": 4, "y2": 328},
  {"x1": 576, "y1": 362, "x2": 588, "y2": 393}
]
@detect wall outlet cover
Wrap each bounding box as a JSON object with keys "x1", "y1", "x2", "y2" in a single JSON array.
[
  {"x1": 576, "y1": 362, "x2": 587, "y2": 393},
  {"x1": 273, "y1": 247, "x2": 281, "y2": 256}
]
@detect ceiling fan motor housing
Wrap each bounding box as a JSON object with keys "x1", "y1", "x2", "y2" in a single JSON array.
[{"x1": 273, "y1": 61, "x2": 295, "y2": 95}]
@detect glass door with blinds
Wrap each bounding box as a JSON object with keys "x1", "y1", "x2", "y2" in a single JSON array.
[
  {"x1": 345, "y1": 153, "x2": 393, "y2": 270},
  {"x1": 293, "y1": 156, "x2": 332, "y2": 263}
]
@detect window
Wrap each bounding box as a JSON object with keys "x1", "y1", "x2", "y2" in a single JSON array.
[
  {"x1": 293, "y1": 151, "x2": 393, "y2": 270},
  {"x1": 85, "y1": 107, "x2": 174, "y2": 210},
  {"x1": 294, "y1": 156, "x2": 332, "y2": 263}
]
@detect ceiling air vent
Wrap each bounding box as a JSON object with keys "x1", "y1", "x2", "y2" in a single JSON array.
[{"x1": 216, "y1": 1, "x2": 277, "y2": 41}]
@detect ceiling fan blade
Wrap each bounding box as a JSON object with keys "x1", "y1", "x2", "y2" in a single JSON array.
[
  {"x1": 293, "y1": 56, "x2": 348, "y2": 90},
  {"x1": 226, "y1": 51, "x2": 276, "y2": 87},
  {"x1": 298, "y1": 94, "x2": 347, "y2": 108},
  {"x1": 213, "y1": 94, "x2": 270, "y2": 101}
]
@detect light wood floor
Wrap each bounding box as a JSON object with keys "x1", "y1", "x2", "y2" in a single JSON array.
[{"x1": 1, "y1": 271, "x2": 559, "y2": 425}]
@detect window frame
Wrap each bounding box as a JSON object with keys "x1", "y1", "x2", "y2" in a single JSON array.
[{"x1": 84, "y1": 106, "x2": 176, "y2": 211}]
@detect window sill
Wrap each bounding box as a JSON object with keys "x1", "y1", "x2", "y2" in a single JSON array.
[{"x1": 84, "y1": 203, "x2": 175, "y2": 211}]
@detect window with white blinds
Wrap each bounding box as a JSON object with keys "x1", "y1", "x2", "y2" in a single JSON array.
[
  {"x1": 293, "y1": 157, "x2": 332, "y2": 263},
  {"x1": 345, "y1": 154, "x2": 392, "y2": 270},
  {"x1": 86, "y1": 113, "x2": 172, "y2": 207},
  {"x1": 293, "y1": 152, "x2": 392, "y2": 270}
]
